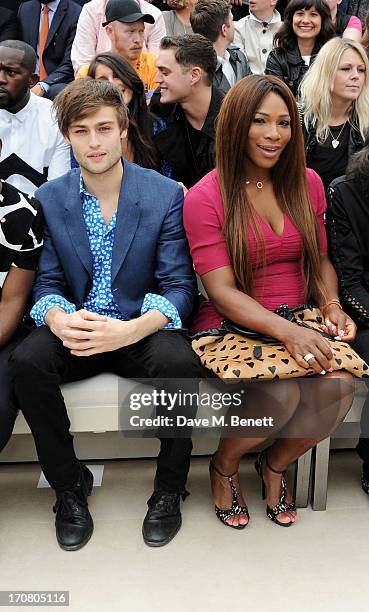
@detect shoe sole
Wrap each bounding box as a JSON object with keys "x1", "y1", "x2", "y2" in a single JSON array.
[{"x1": 142, "y1": 517, "x2": 182, "y2": 547}]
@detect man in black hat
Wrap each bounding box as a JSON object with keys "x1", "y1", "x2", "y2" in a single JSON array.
[
  {"x1": 71, "y1": 0, "x2": 165, "y2": 74},
  {"x1": 77, "y1": 0, "x2": 159, "y2": 97}
]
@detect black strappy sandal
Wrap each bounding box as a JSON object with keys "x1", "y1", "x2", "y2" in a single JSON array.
[
  {"x1": 209, "y1": 457, "x2": 249, "y2": 530},
  {"x1": 254, "y1": 451, "x2": 296, "y2": 527}
]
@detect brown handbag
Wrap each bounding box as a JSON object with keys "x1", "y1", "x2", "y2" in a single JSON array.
[{"x1": 191, "y1": 305, "x2": 369, "y2": 382}]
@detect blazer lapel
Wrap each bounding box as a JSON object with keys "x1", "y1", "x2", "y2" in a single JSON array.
[
  {"x1": 29, "y1": 3, "x2": 41, "y2": 49},
  {"x1": 45, "y1": 0, "x2": 67, "y2": 51},
  {"x1": 111, "y1": 160, "x2": 141, "y2": 284},
  {"x1": 65, "y1": 171, "x2": 93, "y2": 277}
]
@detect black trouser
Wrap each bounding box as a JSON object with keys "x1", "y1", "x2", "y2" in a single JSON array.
[
  {"x1": 9, "y1": 327, "x2": 204, "y2": 492},
  {"x1": 351, "y1": 328, "x2": 369, "y2": 470},
  {"x1": 0, "y1": 327, "x2": 31, "y2": 453}
]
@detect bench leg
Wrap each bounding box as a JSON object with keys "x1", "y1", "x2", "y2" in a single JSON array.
[
  {"x1": 312, "y1": 437, "x2": 331, "y2": 511},
  {"x1": 294, "y1": 449, "x2": 312, "y2": 508}
]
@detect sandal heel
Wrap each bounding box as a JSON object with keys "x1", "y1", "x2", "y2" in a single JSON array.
[
  {"x1": 255, "y1": 451, "x2": 296, "y2": 527},
  {"x1": 209, "y1": 457, "x2": 249, "y2": 530}
]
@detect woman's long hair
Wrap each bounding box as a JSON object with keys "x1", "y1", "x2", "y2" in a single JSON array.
[
  {"x1": 274, "y1": 0, "x2": 334, "y2": 52},
  {"x1": 361, "y1": 8, "x2": 369, "y2": 51},
  {"x1": 299, "y1": 38, "x2": 369, "y2": 142},
  {"x1": 88, "y1": 53, "x2": 157, "y2": 169},
  {"x1": 216, "y1": 74, "x2": 326, "y2": 304}
]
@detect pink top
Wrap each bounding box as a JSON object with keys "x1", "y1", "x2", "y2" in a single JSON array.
[
  {"x1": 347, "y1": 15, "x2": 362, "y2": 33},
  {"x1": 183, "y1": 168, "x2": 327, "y2": 333}
]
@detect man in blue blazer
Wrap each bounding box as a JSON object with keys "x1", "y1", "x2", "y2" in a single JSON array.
[
  {"x1": 9, "y1": 78, "x2": 203, "y2": 551},
  {"x1": 18, "y1": 0, "x2": 82, "y2": 100}
]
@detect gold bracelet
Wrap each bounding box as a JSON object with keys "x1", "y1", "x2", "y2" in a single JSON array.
[{"x1": 322, "y1": 299, "x2": 342, "y2": 313}]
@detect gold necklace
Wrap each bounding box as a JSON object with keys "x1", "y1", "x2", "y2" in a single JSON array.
[{"x1": 245, "y1": 178, "x2": 270, "y2": 190}]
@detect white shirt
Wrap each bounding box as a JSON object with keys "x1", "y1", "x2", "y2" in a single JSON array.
[
  {"x1": 234, "y1": 10, "x2": 282, "y2": 75},
  {"x1": 0, "y1": 93, "x2": 70, "y2": 196},
  {"x1": 217, "y1": 50, "x2": 236, "y2": 88}
]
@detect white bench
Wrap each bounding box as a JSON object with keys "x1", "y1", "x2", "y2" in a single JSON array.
[
  {"x1": 310, "y1": 380, "x2": 367, "y2": 510},
  {"x1": 3, "y1": 374, "x2": 312, "y2": 506}
]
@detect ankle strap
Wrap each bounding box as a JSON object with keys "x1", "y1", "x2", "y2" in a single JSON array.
[
  {"x1": 265, "y1": 451, "x2": 286, "y2": 475},
  {"x1": 210, "y1": 457, "x2": 237, "y2": 479}
]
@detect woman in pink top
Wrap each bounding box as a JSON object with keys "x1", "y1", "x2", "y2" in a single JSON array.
[{"x1": 184, "y1": 75, "x2": 356, "y2": 530}]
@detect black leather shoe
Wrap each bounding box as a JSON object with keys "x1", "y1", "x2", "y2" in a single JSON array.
[
  {"x1": 53, "y1": 464, "x2": 94, "y2": 551},
  {"x1": 142, "y1": 490, "x2": 188, "y2": 547}
]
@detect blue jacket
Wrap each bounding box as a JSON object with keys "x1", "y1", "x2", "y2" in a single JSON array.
[
  {"x1": 33, "y1": 161, "x2": 196, "y2": 324},
  {"x1": 18, "y1": 0, "x2": 81, "y2": 88}
]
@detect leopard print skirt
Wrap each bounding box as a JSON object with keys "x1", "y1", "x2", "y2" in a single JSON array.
[{"x1": 191, "y1": 307, "x2": 369, "y2": 383}]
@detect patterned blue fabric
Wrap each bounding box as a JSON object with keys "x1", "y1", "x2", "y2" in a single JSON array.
[
  {"x1": 151, "y1": 118, "x2": 173, "y2": 178},
  {"x1": 31, "y1": 176, "x2": 182, "y2": 328}
]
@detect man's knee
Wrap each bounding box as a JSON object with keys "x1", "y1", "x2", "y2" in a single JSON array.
[
  {"x1": 9, "y1": 327, "x2": 59, "y2": 380},
  {"x1": 149, "y1": 332, "x2": 203, "y2": 378}
]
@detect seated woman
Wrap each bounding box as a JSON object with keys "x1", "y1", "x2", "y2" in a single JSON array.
[
  {"x1": 265, "y1": 0, "x2": 334, "y2": 97},
  {"x1": 327, "y1": 139, "x2": 369, "y2": 501},
  {"x1": 162, "y1": 0, "x2": 196, "y2": 36},
  {"x1": 184, "y1": 74, "x2": 360, "y2": 529},
  {"x1": 87, "y1": 52, "x2": 170, "y2": 175},
  {"x1": 326, "y1": 0, "x2": 362, "y2": 40},
  {"x1": 300, "y1": 38, "x2": 369, "y2": 191}
]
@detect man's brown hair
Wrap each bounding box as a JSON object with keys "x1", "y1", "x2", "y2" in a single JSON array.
[
  {"x1": 53, "y1": 78, "x2": 128, "y2": 136},
  {"x1": 160, "y1": 34, "x2": 217, "y2": 85},
  {"x1": 190, "y1": 0, "x2": 231, "y2": 43}
]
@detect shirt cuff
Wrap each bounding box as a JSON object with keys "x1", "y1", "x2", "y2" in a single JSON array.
[
  {"x1": 141, "y1": 293, "x2": 182, "y2": 329},
  {"x1": 31, "y1": 295, "x2": 76, "y2": 327},
  {"x1": 38, "y1": 82, "x2": 50, "y2": 93}
]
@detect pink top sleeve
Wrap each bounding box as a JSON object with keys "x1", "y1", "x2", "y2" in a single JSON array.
[
  {"x1": 306, "y1": 168, "x2": 327, "y2": 255},
  {"x1": 347, "y1": 15, "x2": 362, "y2": 32},
  {"x1": 184, "y1": 170, "x2": 231, "y2": 276}
]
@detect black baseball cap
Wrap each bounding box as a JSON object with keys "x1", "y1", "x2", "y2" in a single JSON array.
[{"x1": 102, "y1": 0, "x2": 155, "y2": 27}]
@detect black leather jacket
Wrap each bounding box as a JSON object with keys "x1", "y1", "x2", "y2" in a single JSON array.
[
  {"x1": 265, "y1": 44, "x2": 318, "y2": 97},
  {"x1": 327, "y1": 175, "x2": 369, "y2": 327},
  {"x1": 150, "y1": 86, "x2": 224, "y2": 188},
  {"x1": 213, "y1": 47, "x2": 252, "y2": 95},
  {"x1": 303, "y1": 115, "x2": 364, "y2": 163}
]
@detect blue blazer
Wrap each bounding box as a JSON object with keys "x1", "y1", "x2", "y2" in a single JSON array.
[
  {"x1": 34, "y1": 161, "x2": 196, "y2": 324},
  {"x1": 18, "y1": 0, "x2": 81, "y2": 87}
]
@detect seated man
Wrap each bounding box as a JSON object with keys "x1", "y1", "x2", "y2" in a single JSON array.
[
  {"x1": 18, "y1": 0, "x2": 82, "y2": 101},
  {"x1": 233, "y1": 0, "x2": 282, "y2": 75},
  {"x1": 0, "y1": 170, "x2": 43, "y2": 455},
  {"x1": 0, "y1": 8, "x2": 19, "y2": 43},
  {"x1": 151, "y1": 34, "x2": 223, "y2": 189},
  {"x1": 71, "y1": 0, "x2": 165, "y2": 74},
  {"x1": 9, "y1": 78, "x2": 203, "y2": 551},
  {"x1": 0, "y1": 40, "x2": 70, "y2": 196},
  {"x1": 190, "y1": 0, "x2": 251, "y2": 94},
  {"x1": 77, "y1": 0, "x2": 159, "y2": 98}
]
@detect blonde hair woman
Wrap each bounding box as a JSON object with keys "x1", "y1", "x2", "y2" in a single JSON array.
[
  {"x1": 163, "y1": 0, "x2": 197, "y2": 36},
  {"x1": 299, "y1": 37, "x2": 369, "y2": 190}
]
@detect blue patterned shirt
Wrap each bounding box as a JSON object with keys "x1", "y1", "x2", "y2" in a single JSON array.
[{"x1": 31, "y1": 177, "x2": 182, "y2": 328}]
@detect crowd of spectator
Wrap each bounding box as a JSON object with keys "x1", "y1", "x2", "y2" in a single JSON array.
[{"x1": 2, "y1": 0, "x2": 369, "y2": 552}]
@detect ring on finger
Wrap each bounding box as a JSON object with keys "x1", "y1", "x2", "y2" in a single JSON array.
[{"x1": 303, "y1": 353, "x2": 315, "y2": 363}]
